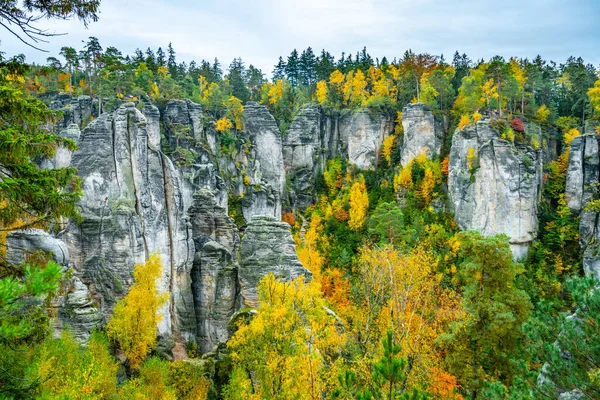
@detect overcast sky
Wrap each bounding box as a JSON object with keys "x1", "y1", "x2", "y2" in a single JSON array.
[{"x1": 2, "y1": 0, "x2": 599, "y2": 75}]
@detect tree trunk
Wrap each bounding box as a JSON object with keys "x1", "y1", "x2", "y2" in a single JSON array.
[
  {"x1": 521, "y1": 90, "x2": 525, "y2": 114},
  {"x1": 498, "y1": 79, "x2": 502, "y2": 116}
]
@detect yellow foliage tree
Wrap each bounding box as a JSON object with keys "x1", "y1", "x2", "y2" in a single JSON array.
[
  {"x1": 315, "y1": 80, "x2": 328, "y2": 105},
  {"x1": 352, "y1": 245, "x2": 464, "y2": 392},
  {"x1": 106, "y1": 254, "x2": 168, "y2": 369},
  {"x1": 480, "y1": 78, "x2": 498, "y2": 108},
  {"x1": 381, "y1": 135, "x2": 396, "y2": 166},
  {"x1": 344, "y1": 70, "x2": 368, "y2": 107},
  {"x1": 467, "y1": 147, "x2": 477, "y2": 171},
  {"x1": 215, "y1": 117, "x2": 233, "y2": 132},
  {"x1": 394, "y1": 111, "x2": 404, "y2": 135},
  {"x1": 225, "y1": 96, "x2": 245, "y2": 130},
  {"x1": 37, "y1": 331, "x2": 118, "y2": 399},
  {"x1": 268, "y1": 79, "x2": 285, "y2": 105},
  {"x1": 394, "y1": 164, "x2": 413, "y2": 192},
  {"x1": 458, "y1": 115, "x2": 471, "y2": 130},
  {"x1": 225, "y1": 274, "x2": 345, "y2": 400},
  {"x1": 472, "y1": 111, "x2": 482, "y2": 123},
  {"x1": 157, "y1": 65, "x2": 169, "y2": 78},
  {"x1": 536, "y1": 104, "x2": 551, "y2": 123},
  {"x1": 564, "y1": 128, "x2": 581, "y2": 145},
  {"x1": 588, "y1": 77, "x2": 600, "y2": 116},
  {"x1": 348, "y1": 175, "x2": 369, "y2": 231},
  {"x1": 297, "y1": 212, "x2": 328, "y2": 282},
  {"x1": 149, "y1": 82, "x2": 160, "y2": 100},
  {"x1": 418, "y1": 168, "x2": 436, "y2": 205}
]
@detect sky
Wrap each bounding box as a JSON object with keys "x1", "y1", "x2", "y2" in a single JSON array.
[{"x1": 1, "y1": 0, "x2": 599, "y2": 76}]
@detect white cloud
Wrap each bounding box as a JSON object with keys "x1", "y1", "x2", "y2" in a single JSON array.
[{"x1": 1, "y1": 0, "x2": 598, "y2": 74}]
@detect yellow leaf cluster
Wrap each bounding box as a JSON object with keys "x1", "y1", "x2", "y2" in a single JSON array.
[
  {"x1": 315, "y1": 80, "x2": 328, "y2": 104},
  {"x1": 225, "y1": 96, "x2": 245, "y2": 130},
  {"x1": 466, "y1": 147, "x2": 477, "y2": 170},
  {"x1": 536, "y1": 104, "x2": 551, "y2": 123},
  {"x1": 588, "y1": 78, "x2": 600, "y2": 115},
  {"x1": 268, "y1": 79, "x2": 285, "y2": 105},
  {"x1": 381, "y1": 134, "x2": 396, "y2": 165},
  {"x1": 106, "y1": 254, "x2": 168, "y2": 369},
  {"x1": 394, "y1": 164, "x2": 413, "y2": 192},
  {"x1": 458, "y1": 115, "x2": 471, "y2": 130},
  {"x1": 215, "y1": 117, "x2": 234, "y2": 132},
  {"x1": 353, "y1": 245, "x2": 464, "y2": 391},
  {"x1": 418, "y1": 168, "x2": 436, "y2": 204},
  {"x1": 226, "y1": 274, "x2": 345, "y2": 399},
  {"x1": 157, "y1": 65, "x2": 169, "y2": 78},
  {"x1": 564, "y1": 128, "x2": 581, "y2": 145},
  {"x1": 149, "y1": 82, "x2": 160, "y2": 99},
  {"x1": 472, "y1": 111, "x2": 482, "y2": 123},
  {"x1": 348, "y1": 175, "x2": 369, "y2": 231},
  {"x1": 394, "y1": 111, "x2": 404, "y2": 135}
]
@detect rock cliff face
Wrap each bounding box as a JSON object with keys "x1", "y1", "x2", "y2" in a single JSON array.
[
  {"x1": 239, "y1": 216, "x2": 311, "y2": 308},
  {"x1": 283, "y1": 104, "x2": 393, "y2": 209},
  {"x1": 400, "y1": 103, "x2": 444, "y2": 166},
  {"x1": 448, "y1": 120, "x2": 541, "y2": 259},
  {"x1": 7, "y1": 97, "x2": 310, "y2": 351},
  {"x1": 565, "y1": 132, "x2": 600, "y2": 280}
]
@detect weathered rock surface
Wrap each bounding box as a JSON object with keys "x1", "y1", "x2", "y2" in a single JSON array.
[
  {"x1": 63, "y1": 102, "x2": 195, "y2": 338},
  {"x1": 7, "y1": 229, "x2": 69, "y2": 266},
  {"x1": 6, "y1": 229, "x2": 103, "y2": 342},
  {"x1": 7, "y1": 99, "x2": 316, "y2": 352},
  {"x1": 188, "y1": 189, "x2": 240, "y2": 352},
  {"x1": 283, "y1": 104, "x2": 393, "y2": 209},
  {"x1": 239, "y1": 216, "x2": 311, "y2": 308},
  {"x1": 565, "y1": 133, "x2": 600, "y2": 280},
  {"x1": 283, "y1": 104, "x2": 326, "y2": 210},
  {"x1": 241, "y1": 103, "x2": 286, "y2": 220},
  {"x1": 400, "y1": 103, "x2": 444, "y2": 165},
  {"x1": 448, "y1": 120, "x2": 541, "y2": 259},
  {"x1": 339, "y1": 110, "x2": 393, "y2": 170}
]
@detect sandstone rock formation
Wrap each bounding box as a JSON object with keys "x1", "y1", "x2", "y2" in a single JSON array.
[
  {"x1": 6, "y1": 229, "x2": 103, "y2": 342},
  {"x1": 238, "y1": 216, "x2": 311, "y2": 308},
  {"x1": 283, "y1": 104, "x2": 393, "y2": 209},
  {"x1": 6, "y1": 96, "x2": 312, "y2": 352},
  {"x1": 400, "y1": 103, "x2": 444, "y2": 166},
  {"x1": 340, "y1": 109, "x2": 393, "y2": 170},
  {"x1": 448, "y1": 120, "x2": 541, "y2": 259},
  {"x1": 565, "y1": 133, "x2": 600, "y2": 280}
]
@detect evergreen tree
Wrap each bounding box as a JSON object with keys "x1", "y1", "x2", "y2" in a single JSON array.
[
  {"x1": 285, "y1": 49, "x2": 300, "y2": 87},
  {"x1": 167, "y1": 42, "x2": 177, "y2": 78},
  {"x1": 156, "y1": 47, "x2": 166, "y2": 67},
  {"x1": 272, "y1": 56, "x2": 286, "y2": 81},
  {"x1": 145, "y1": 47, "x2": 157, "y2": 72},
  {"x1": 132, "y1": 48, "x2": 144, "y2": 64},
  {"x1": 299, "y1": 47, "x2": 316, "y2": 86},
  {"x1": 452, "y1": 51, "x2": 471, "y2": 91},
  {"x1": 227, "y1": 58, "x2": 250, "y2": 103},
  {"x1": 315, "y1": 49, "x2": 335, "y2": 81},
  {"x1": 442, "y1": 232, "x2": 532, "y2": 398}
]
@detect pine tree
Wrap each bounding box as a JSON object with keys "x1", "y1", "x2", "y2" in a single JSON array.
[
  {"x1": 272, "y1": 56, "x2": 286, "y2": 81},
  {"x1": 167, "y1": 42, "x2": 177, "y2": 78},
  {"x1": 299, "y1": 47, "x2": 316, "y2": 86},
  {"x1": 145, "y1": 47, "x2": 157, "y2": 72},
  {"x1": 156, "y1": 47, "x2": 166, "y2": 67},
  {"x1": 285, "y1": 49, "x2": 299, "y2": 87},
  {"x1": 227, "y1": 58, "x2": 250, "y2": 103}
]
